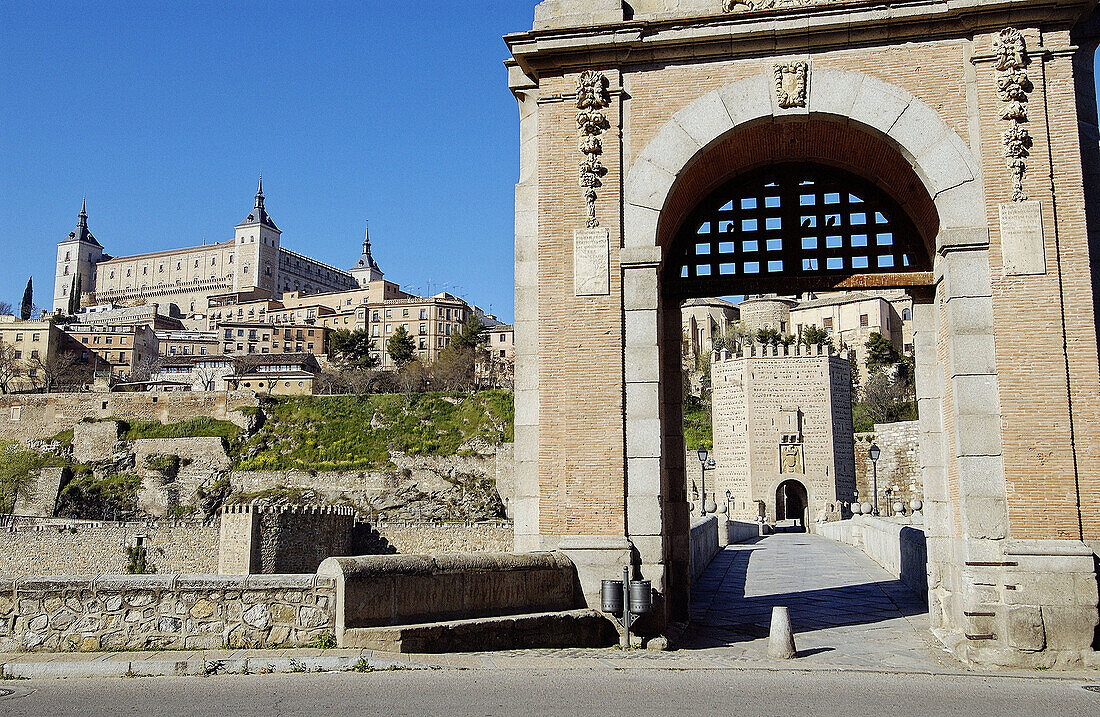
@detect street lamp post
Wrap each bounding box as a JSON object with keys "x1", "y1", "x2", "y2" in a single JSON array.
[
  {"x1": 697, "y1": 447, "x2": 708, "y2": 517},
  {"x1": 868, "y1": 443, "x2": 881, "y2": 516}
]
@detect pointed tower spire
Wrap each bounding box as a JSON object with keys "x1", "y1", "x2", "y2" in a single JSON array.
[
  {"x1": 255, "y1": 174, "x2": 265, "y2": 211},
  {"x1": 78, "y1": 196, "x2": 88, "y2": 228},
  {"x1": 237, "y1": 176, "x2": 278, "y2": 230},
  {"x1": 350, "y1": 219, "x2": 384, "y2": 286}
]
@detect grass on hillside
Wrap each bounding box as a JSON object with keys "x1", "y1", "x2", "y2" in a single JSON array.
[
  {"x1": 0, "y1": 441, "x2": 87, "y2": 513},
  {"x1": 234, "y1": 391, "x2": 514, "y2": 472},
  {"x1": 121, "y1": 417, "x2": 241, "y2": 443}
]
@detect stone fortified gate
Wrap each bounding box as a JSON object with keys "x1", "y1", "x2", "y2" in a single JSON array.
[{"x1": 506, "y1": 0, "x2": 1100, "y2": 667}]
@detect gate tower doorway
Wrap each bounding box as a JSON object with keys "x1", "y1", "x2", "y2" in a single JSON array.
[{"x1": 775, "y1": 480, "x2": 809, "y2": 528}]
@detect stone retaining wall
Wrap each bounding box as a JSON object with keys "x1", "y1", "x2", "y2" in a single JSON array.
[
  {"x1": 375, "y1": 521, "x2": 513, "y2": 554},
  {"x1": 0, "y1": 392, "x2": 259, "y2": 445},
  {"x1": 0, "y1": 573, "x2": 336, "y2": 652},
  {"x1": 0, "y1": 520, "x2": 219, "y2": 577},
  {"x1": 853, "y1": 421, "x2": 921, "y2": 510}
]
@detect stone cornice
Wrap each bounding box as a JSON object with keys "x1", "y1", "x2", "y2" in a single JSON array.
[{"x1": 505, "y1": 0, "x2": 1097, "y2": 81}]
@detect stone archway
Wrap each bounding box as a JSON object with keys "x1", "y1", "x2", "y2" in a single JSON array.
[
  {"x1": 620, "y1": 70, "x2": 993, "y2": 638},
  {"x1": 507, "y1": 3, "x2": 1100, "y2": 668},
  {"x1": 775, "y1": 480, "x2": 809, "y2": 527}
]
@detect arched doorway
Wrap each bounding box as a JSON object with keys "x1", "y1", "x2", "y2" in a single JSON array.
[
  {"x1": 644, "y1": 112, "x2": 948, "y2": 626},
  {"x1": 775, "y1": 480, "x2": 809, "y2": 528}
]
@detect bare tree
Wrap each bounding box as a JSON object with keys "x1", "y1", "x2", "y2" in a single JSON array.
[
  {"x1": 0, "y1": 344, "x2": 18, "y2": 393},
  {"x1": 129, "y1": 354, "x2": 162, "y2": 383},
  {"x1": 27, "y1": 350, "x2": 87, "y2": 393},
  {"x1": 0, "y1": 301, "x2": 13, "y2": 316}
]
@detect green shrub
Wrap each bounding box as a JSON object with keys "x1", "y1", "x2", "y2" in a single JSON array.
[
  {"x1": 683, "y1": 399, "x2": 712, "y2": 452},
  {"x1": 0, "y1": 441, "x2": 84, "y2": 514},
  {"x1": 56, "y1": 472, "x2": 142, "y2": 520}
]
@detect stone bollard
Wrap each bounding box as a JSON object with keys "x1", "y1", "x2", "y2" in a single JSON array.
[{"x1": 767, "y1": 606, "x2": 797, "y2": 659}]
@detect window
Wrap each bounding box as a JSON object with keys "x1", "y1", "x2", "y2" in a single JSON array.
[
  {"x1": 402, "y1": 309, "x2": 409, "y2": 318},
  {"x1": 860, "y1": 314, "x2": 869, "y2": 327},
  {"x1": 500, "y1": 350, "x2": 506, "y2": 357},
  {"x1": 902, "y1": 308, "x2": 912, "y2": 321},
  {"x1": 30, "y1": 350, "x2": 39, "y2": 359},
  {"x1": 31, "y1": 333, "x2": 39, "y2": 341},
  {"x1": 420, "y1": 324, "x2": 427, "y2": 335},
  {"x1": 500, "y1": 334, "x2": 506, "y2": 342},
  {"x1": 385, "y1": 309, "x2": 392, "y2": 318},
  {"x1": 822, "y1": 317, "x2": 833, "y2": 331},
  {"x1": 419, "y1": 309, "x2": 427, "y2": 320},
  {"x1": 15, "y1": 333, "x2": 22, "y2": 341}
]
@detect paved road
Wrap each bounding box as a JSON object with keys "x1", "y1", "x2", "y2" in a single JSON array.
[
  {"x1": 2, "y1": 668, "x2": 1098, "y2": 716},
  {"x1": 684, "y1": 532, "x2": 955, "y2": 670}
]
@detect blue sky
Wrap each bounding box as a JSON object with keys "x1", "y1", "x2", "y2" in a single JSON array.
[
  {"x1": 3, "y1": 4, "x2": 1099, "y2": 323},
  {"x1": 0, "y1": 1, "x2": 534, "y2": 322}
]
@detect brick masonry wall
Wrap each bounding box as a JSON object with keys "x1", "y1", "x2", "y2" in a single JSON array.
[
  {"x1": 0, "y1": 392, "x2": 259, "y2": 445},
  {"x1": 0, "y1": 520, "x2": 219, "y2": 577},
  {"x1": 375, "y1": 521, "x2": 513, "y2": 555},
  {"x1": 0, "y1": 573, "x2": 335, "y2": 652},
  {"x1": 537, "y1": 69, "x2": 625, "y2": 538}
]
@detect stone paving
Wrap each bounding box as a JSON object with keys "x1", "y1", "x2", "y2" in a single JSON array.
[{"x1": 680, "y1": 532, "x2": 957, "y2": 670}]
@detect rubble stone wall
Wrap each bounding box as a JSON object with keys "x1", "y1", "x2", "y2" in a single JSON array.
[
  {"x1": 0, "y1": 392, "x2": 259, "y2": 445},
  {"x1": 0, "y1": 573, "x2": 335, "y2": 652}
]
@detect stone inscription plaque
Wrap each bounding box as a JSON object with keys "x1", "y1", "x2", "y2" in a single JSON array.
[
  {"x1": 574, "y1": 228, "x2": 610, "y2": 296},
  {"x1": 999, "y1": 201, "x2": 1046, "y2": 276}
]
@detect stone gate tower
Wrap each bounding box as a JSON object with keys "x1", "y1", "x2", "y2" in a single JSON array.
[{"x1": 507, "y1": 0, "x2": 1100, "y2": 667}]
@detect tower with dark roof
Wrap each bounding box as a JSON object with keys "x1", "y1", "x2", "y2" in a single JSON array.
[
  {"x1": 350, "y1": 220, "x2": 384, "y2": 286},
  {"x1": 233, "y1": 176, "x2": 282, "y2": 294},
  {"x1": 52, "y1": 198, "x2": 105, "y2": 313}
]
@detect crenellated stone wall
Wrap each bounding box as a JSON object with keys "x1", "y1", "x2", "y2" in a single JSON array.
[
  {"x1": 0, "y1": 519, "x2": 219, "y2": 577},
  {"x1": 0, "y1": 573, "x2": 336, "y2": 652},
  {"x1": 218, "y1": 505, "x2": 358, "y2": 575},
  {"x1": 375, "y1": 521, "x2": 513, "y2": 555}
]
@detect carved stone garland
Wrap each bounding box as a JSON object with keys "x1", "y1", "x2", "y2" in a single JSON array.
[
  {"x1": 774, "y1": 61, "x2": 808, "y2": 108},
  {"x1": 576, "y1": 70, "x2": 610, "y2": 228},
  {"x1": 994, "y1": 28, "x2": 1033, "y2": 202},
  {"x1": 724, "y1": 0, "x2": 843, "y2": 12}
]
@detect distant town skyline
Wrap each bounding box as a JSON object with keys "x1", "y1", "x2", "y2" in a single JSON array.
[{"x1": 0, "y1": 2, "x2": 533, "y2": 323}]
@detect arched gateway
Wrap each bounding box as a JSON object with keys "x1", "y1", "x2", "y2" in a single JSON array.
[{"x1": 506, "y1": 0, "x2": 1100, "y2": 668}]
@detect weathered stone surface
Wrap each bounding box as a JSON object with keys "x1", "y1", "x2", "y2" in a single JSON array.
[{"x1": 242, "y1": 604, "x2": 271, "y2": 630}]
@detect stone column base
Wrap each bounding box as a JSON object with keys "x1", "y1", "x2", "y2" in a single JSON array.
[
  {"x1": 933, "y1": 538, "x2": 1099, "y2": 669},
  {"x1": 558, "y1": 535, "x2": 633, "y2": 610}
]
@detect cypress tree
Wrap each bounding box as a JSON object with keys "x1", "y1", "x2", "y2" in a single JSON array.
[{"x1": 20, "y1": 277, "x2": 32, "y2": 320}]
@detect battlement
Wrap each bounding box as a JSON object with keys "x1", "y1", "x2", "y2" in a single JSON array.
[
  {"x1": 219, "y1": 503, "x2": 357, "y2": 517},
  {"x1": 218, "y1": 502, "x2": 359, "y2": 575},
  {"x1": 713, "y1": 342, "x2": 838, "y2": 363}
]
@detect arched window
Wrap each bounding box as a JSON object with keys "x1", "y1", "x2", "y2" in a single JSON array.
[
  {"x1": 902, "y1": 308, "x2": 912, "y2": 321},
  {"x1": 671, "y1": 163, "x2": 930, "y2": 294}
]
